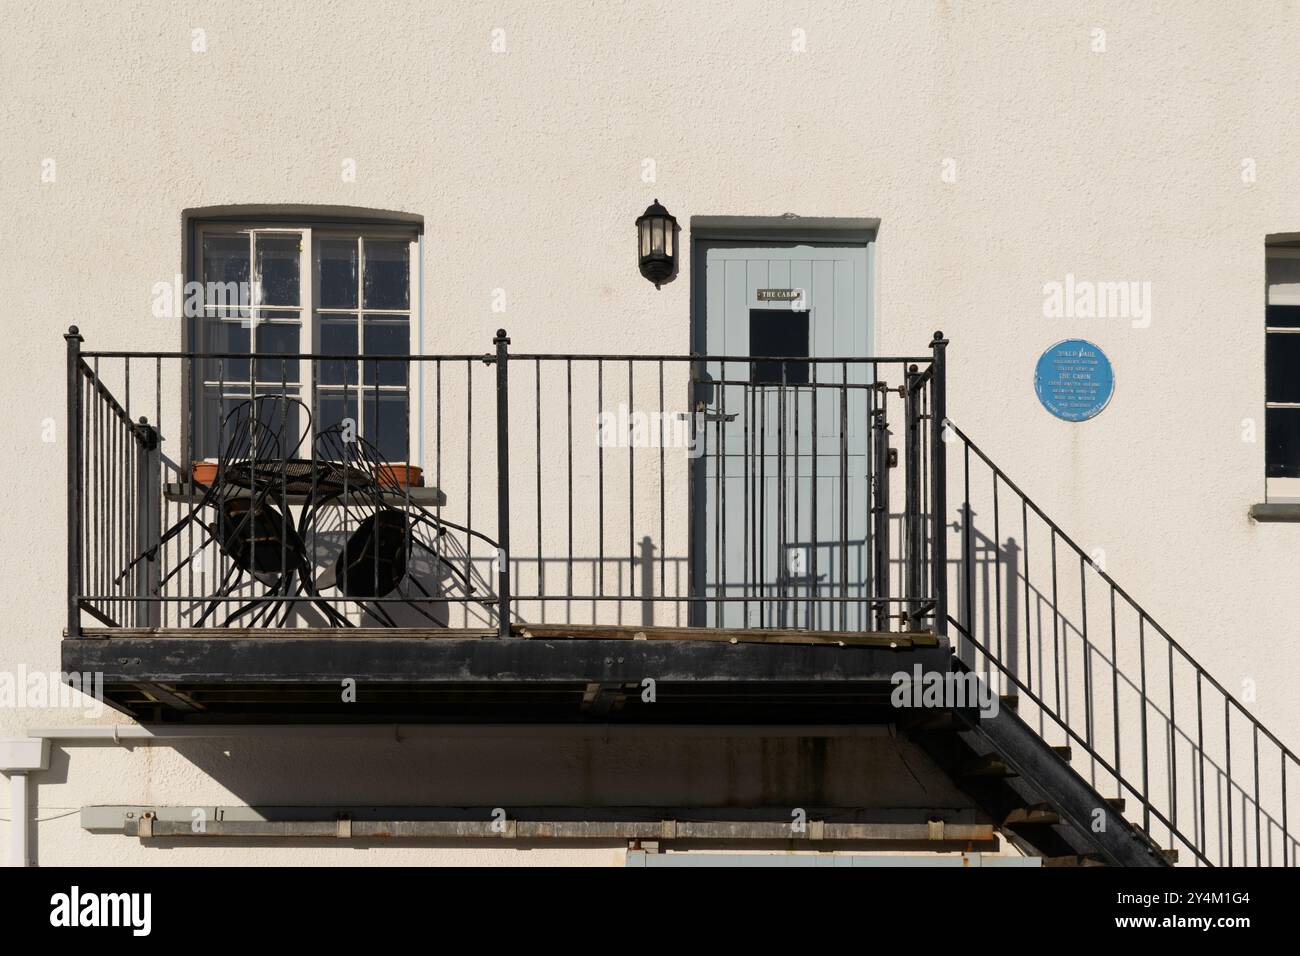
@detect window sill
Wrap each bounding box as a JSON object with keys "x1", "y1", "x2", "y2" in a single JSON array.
[
  {"x1": 1249, "y1": 502, "x2": 1300, "y2": 523},
  {"x1": 163, "y1": 483, "x2": 446, "y2": 507}
]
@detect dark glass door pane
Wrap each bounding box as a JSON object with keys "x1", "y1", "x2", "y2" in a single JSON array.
[{"x1": 750, "y1": 310, "x2": 809, "y2": 385}]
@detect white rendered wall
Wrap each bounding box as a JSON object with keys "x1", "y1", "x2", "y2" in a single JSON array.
[{"x1": 1, "y1": 1, "x2": 1298, "y2": 865}]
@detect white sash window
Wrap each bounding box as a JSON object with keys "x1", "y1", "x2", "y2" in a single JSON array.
[{"x1": 193, "y1": 223, "x2": 418, "y2": 464}]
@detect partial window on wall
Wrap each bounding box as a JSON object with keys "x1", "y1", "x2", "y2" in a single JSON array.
[{"x1": 193, "y1": 223, "x2": 418, "y2": 463}]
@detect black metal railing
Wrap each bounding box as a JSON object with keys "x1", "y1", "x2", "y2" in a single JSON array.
[
  {"x1": 945, "y1": 422, "x2": 1299, "y2": 867},
  {"x1": 65, "y1": 327, "x2": 949, "y2": 637}
]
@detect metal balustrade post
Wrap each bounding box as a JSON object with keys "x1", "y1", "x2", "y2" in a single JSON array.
[
  {"x1": 493, "y1": 329, "x2": 512, "y2": 638},
  {"x1": 871, "y1": 407, "x2": 891, "y2": 632},
  {"x1": 904, "y1": 365, "x2": 921, "y2": 628},
  {"x1": 65, "y1": 326, "x2": 83, "y2": 639},
  {"x1": 135, "y1": 417, "x2": 161, "y2": 627},
  {"x1": 929, "y1": 331, "x2": 949, "y2": 639}
]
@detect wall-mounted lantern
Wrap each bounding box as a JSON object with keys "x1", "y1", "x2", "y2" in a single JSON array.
[{"x1": 636, "y1": 199, "x2": 677, "y2": 288}]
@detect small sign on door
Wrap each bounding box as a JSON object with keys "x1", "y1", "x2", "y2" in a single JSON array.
[{"x1": 757, "y1": 288, "x2": 804, "y2": 302}]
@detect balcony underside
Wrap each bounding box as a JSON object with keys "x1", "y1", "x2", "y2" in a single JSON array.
[{"x1": 62, "y1": 625, "x2": 945, "y2": 724}]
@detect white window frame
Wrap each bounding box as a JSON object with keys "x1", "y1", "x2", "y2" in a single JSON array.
[{"x1": 191, "y1": 221, "x2": 421, "y2": 465}]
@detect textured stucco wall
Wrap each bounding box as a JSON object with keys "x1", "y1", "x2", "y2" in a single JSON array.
[{"x1": 1, "y1": 0, "x2": 1298, "y2": 865}]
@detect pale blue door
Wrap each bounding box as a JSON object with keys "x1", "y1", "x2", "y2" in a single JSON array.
[{"x1": 693, "y1": 241, "x2": 872, "y2": 631}]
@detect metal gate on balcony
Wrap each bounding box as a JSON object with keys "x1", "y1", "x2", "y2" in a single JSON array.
[{"x1": 688, "y1": 242, "x2": 945, "y2": 633}]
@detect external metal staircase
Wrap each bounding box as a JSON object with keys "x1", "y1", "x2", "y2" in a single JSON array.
[
  {"x1": 908, "y1": 672, "x2": 1173, "y2": 866},
  {"x1": 933, "y1": 422, "x2": 1297, "y2": 867}
]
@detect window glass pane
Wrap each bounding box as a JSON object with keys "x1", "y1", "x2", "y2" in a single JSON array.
[
  {"x1": 202, "y1": 234, "x2": 250, "y2": 318},
  {"x1": 1267, "y1": 407, "x2": 1300, "y2": 479},
  {"x1": 362, "y1": 318, "x2": 409, "y2": 386},
  {"x1": 246, "y1": 390, "x2": 305, "y2": 459},
  {"x1": 363, "y1": 240, "x2": 410, "y2": 310},
  {"x1": 750, "y1": 310, "x2": 809, "y2": 385},
  {"x1": 364, "y1": 392, "x2": 410, "y2": 462},
  {"x1": 1267, "y1": 253, "x2": 1300, "y2": 306},
  {"x1": 319, "y1": 238, "x2": 359, "y2": 309},
  {"x1": 255, "y1": 233, "x2": 301, "y2": 306},
  {"x1": 204, "y1": 320, "x2": 249, "y2": 382},
  {"x1": 316, "y1": 390, "x2": 358, "y2": 449},
  {"x1": 319, "y1": 316, "x2": 358, "y2": 385},
  {"x1": 199, "y1": 388, "x2": 244, "y2": 461},
  {"x1": 1266, "y1": 304, "x2": 1300, "y2": 329},
  {"x1": 1266, "y1": 333, "x2": 1300, "y2": 404},
  {"x1": 254, "y1": 321, "x2": 300, "y2": 383},
  {"x1": 199, "y1": 388, "x2": 302, "y2": 460},
  {"x1": 256, "y1": 307, "x2": 301, "y2": 327}
]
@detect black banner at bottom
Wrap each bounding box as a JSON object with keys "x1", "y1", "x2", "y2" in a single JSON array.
[{"x1": 0, "y1": 863, "x2": 1286, "y2": 941}]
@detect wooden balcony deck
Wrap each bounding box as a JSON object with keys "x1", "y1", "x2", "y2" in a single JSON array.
[{"x1": 62, "y1": 624, "x2": 946, "y2": 724}]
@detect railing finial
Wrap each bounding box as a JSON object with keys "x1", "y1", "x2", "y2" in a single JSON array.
[
  {"x1": 928, "y1": 328, "x2": 949, "y2": 641},
  {"x1": 493, "y1": 328, "x2": 512, "y2": 637}
]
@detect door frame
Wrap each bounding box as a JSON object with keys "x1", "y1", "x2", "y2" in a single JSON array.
[{"x1": 687, "y1": 218, "x2": 878, "y2": 627}]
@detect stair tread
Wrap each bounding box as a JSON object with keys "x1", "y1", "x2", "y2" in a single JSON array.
[
  {"x1": 961, "y1": 753, "x2": 1015, "y2": 778},
  {"x1": 1004, "y1": 805, "x2": 1062, "y2": 827}
]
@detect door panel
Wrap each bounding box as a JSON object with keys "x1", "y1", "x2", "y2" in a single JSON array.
[{"x1": 694, "y1": 242, "x2": 872, "y2": 631}]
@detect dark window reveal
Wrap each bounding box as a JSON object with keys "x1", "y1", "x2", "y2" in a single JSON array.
[
  {"x1": 1266, "y1": 408, "x2": 1300, "y2": 479},
  {"x1": 1266, "y1": 251, "x2": 1300, "y2": 478},
  {"x1": 1266, "y1": 304, "x2": 1300, "y2": 329},
  {"x1": 1266, "y1": 333, "x2": 1300, "y2": 404}
]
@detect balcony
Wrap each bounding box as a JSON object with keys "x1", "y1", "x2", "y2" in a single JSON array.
[
  {"x1": 61, "y1": 326, "x2": 951, "y2": 722},
  {"x1": 61, "y1": 325, "x2": 1300, "y2": 866}
]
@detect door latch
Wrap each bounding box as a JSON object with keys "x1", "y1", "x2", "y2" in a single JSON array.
[{"x1": 695, "y1": 401, "x2": 737, "y2": 423}]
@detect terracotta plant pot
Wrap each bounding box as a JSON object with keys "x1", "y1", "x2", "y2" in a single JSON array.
[
  {"x1": 192, "y1": 460, "x2": 423, "y2": 488},
  {"x1": 378, "y1": 464, "x2": 423, "y2": 488}
]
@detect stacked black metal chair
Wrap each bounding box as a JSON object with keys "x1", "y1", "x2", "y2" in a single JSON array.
[
  {"x1": 310, "y1": 423, "x2": 498, "y2": 627},
  {"x1": 117, "y1": 395, "x2": 351, "y2": 627}
]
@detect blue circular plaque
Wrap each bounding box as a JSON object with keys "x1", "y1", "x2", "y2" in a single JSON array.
[{"x1": 1034, "y1": 339, "x2": 1114, "y2": 422}]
